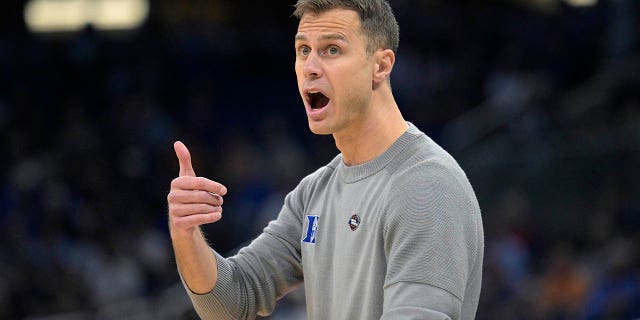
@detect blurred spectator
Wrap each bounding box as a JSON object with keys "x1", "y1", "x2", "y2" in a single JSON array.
[
  {"x1": 0, "y1": 0, "x2": 638, "y2": 319},
  {"x1": 581, "y1": 238, "x2": 640, "y2": 320},
  {"x1": 536, "y1": 245, "x2": 588, "y2": 320}
]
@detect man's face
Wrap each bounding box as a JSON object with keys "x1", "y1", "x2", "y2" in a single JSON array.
[{"x1": 295, "y1": 9, "x2": 375, "y2": 136}]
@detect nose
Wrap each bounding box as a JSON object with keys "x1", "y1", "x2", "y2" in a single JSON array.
[{"x1": 303, "y1": 53, "x2": 322, "y2": 79}]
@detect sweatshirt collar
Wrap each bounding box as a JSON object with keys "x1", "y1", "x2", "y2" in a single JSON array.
[{"x1": 339, "y1": 122, "x2": 421, "y2": 183}]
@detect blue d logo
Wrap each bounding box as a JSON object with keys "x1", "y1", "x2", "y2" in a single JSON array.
[{"x1": 303, "y1": 215, "x2": 319, "y2": 243}]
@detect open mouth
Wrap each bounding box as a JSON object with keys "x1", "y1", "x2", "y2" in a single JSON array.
[{"x1": 308, "y1": 91, "x2": 330, "y2": 110}]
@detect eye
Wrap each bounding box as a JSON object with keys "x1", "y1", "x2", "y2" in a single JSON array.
[
  {"x1": 299, "y1": 46, "x2": 311, "y2": 56},
  {"x1": 327, "y1": 46, "x2": 340, "y2": 55}
]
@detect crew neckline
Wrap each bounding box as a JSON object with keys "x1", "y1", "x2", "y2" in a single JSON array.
[{"x1": 339, "y1": 123, "x2": 421, "y2": 183}]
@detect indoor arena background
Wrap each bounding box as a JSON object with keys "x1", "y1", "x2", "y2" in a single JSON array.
[{"x1": 0, "y1": 0, "x2": 638, "y2": 319}]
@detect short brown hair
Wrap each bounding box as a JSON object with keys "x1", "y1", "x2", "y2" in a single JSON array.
[{"x1": 293, "y1": 0, "x2": 400, "y2": 55}]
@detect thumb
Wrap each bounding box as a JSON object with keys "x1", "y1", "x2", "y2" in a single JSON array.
[{"x1": 174, "y1": 141, "x2": 196, "y2": 177}]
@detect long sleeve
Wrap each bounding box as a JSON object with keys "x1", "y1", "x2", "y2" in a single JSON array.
[{"x1": 182, "y1": 176, "x2": 310, "y2": 319}]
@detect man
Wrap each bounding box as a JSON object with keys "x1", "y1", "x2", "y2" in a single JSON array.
[{"x1": 167, "y1": 1, "x2": 484, "y2": 319}]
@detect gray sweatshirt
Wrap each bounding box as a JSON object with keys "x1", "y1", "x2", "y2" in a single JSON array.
[{"x1": 183, "y1": 124, "x2": 484, "y2": 320}]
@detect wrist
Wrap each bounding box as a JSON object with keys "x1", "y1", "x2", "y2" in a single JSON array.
[{"x1": 170, "y1": 225, "x2": 202, "y2": 243}]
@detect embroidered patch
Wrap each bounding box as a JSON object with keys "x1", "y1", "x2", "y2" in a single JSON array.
[
  {"x1": 348, "y1": 214, "x2": 361, "y2": 231},
  {"x1": 302, "y1": 215, "x2": 319, "y2": 243}
]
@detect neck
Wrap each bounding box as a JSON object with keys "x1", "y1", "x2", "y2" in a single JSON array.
[{"x1": 334, "y1": 90, "x2": 408, "y2": 166}]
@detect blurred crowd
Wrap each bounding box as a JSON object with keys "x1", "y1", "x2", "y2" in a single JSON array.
[{"x1": 0, "y1": 0, "x2": 638, "y2": 319}]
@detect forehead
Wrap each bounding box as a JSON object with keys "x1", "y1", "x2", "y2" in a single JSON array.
[{"x1": 296, "y1": 8, "x2": 362, "y2": 40}]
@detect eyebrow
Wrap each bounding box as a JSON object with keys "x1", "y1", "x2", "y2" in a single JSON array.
[{"x1": 294, "y1": 33, "x2": 348, "y2": 43}]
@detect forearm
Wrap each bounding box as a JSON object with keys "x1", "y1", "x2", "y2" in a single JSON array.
[
  {"x1": 167, "y1": 141, "x2": 310, "y2": 318},
  {"x1": 177, "y1": 229, "x2": 305, "y2": 320},
  {"x1": 172, "y1": 227, "x2": 218, "y2": 294}
]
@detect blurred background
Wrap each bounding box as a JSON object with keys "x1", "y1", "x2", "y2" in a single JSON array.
[{"x1": 1, "y1": 0, "x2": 639, "y2": 319}]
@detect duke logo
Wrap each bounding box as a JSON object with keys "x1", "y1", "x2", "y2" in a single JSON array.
[{"x1": 302, "y1": 215, "x2": 319, "y2": 243}]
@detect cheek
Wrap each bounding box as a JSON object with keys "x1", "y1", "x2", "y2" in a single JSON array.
[
  {"x1": 347, "y1": 68, "x2": 372, "y2": 94},
  {"x1": 329, "y1": 59, "x2": 372, "y2": 108},
  {"x1": 342, "y1": 60, "x2": 373, "y2": 89},
  {"x1": 294, "y1": 63, "x2": 303, "y2": 81},
  {"x1": 336, "y1": 78, "x2": 371, "y2": 113},
  {"x1": 295, "y1": 64, "x2": 305, "y2": 92},
  {"x1": 333, "y1": 62, "x2": 365, "y2": 90}
]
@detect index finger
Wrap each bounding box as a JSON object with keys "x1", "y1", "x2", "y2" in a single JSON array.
[{"x1": 171, "y1": 176, "x2": 228, "y2": 196}]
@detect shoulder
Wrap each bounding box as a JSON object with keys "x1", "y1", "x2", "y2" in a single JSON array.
[
  {"x1": 299, "y1": 154, "x2": 340, "y2": 188},
  {"x1": 288, "y1": 154, "x2": 340, "y2": 202},
  {"x1": 390, "y1": 133, "x2": 477, "y2": 205},
  {"x1": 383, "y1": 132, "x2": 481, "y2": 232}
]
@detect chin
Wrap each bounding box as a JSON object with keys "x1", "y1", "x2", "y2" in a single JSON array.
[{"x1": 307, "y1": 121, "x2": 333, "y2": 135}]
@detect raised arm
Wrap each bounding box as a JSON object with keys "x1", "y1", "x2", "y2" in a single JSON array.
[
  {"x1": 167, "y1": 141, "x2": 307, "y2": 320},
  {"x1": 168, "y1": 141, "x2": 228, "y2": 294}
]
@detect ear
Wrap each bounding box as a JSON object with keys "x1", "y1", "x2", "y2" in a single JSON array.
[{"x1": 372, "y1": 49, "x2": 395, "y2": 85}]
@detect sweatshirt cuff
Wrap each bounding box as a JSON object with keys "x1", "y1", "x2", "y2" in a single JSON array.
[{"x1": 180, "y1": 249, "x2": 240, "y2": 319}]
